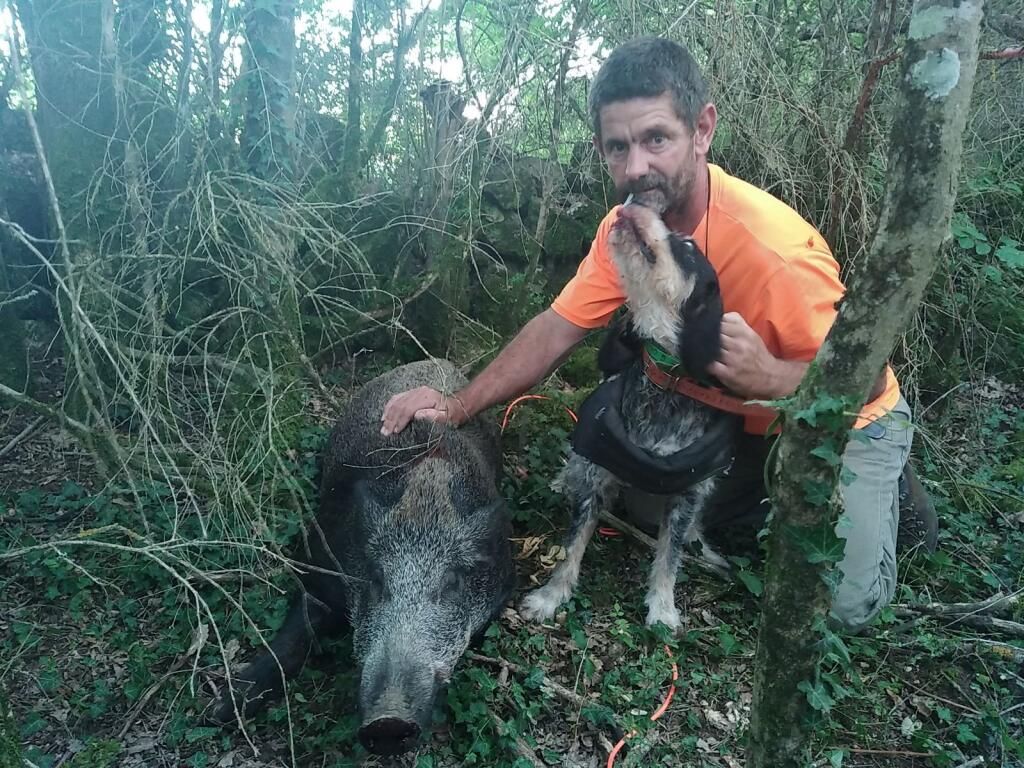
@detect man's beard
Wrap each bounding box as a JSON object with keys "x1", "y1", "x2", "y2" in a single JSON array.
[{"x1": 619, "y1": 166, "x2": 694, "y2": 216}]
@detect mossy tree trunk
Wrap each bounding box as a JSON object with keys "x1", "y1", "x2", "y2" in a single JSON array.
[{"x1": 746, "y1": 1, "x2": 984, "y2": 765}]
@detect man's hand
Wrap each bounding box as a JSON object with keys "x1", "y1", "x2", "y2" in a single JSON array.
[
  {"x1": 380, "y1": 386, "x2": 469, "y2": 436},
  {"x1": 707, "y1": 312, "x2": 808, "y2": 400}
]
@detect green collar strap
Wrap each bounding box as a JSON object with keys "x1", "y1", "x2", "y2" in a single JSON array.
[{"x1": 644, "y1": 340, "x2": 683, "y2": 372}]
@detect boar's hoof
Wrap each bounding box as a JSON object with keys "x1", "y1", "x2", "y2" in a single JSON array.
[{"x1": 358, "y1": 716, "x2": 422, "y2": 755}]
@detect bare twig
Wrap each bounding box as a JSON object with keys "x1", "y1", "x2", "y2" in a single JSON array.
[
  {"x1": 596, "y1": 509, "x2": 733, "y2": 579},
  {"x1": 847, "y1": 747, "x2": 935, "y2": 758},
  {"x1": 467, "y1": 651, "x2": 592, "y2": 710},
  {"x1": 117, "y1": 655, "x2": 189, "y2": 739},
  {"x1": 597, "y1": 509, "x2": 657, "y2": 550},
  {"x1": 893, "y1": 592, "x2": 1020, "y2": 618},
  {"x1": 952, "y1": 757, "x2": 985, "y2": 768},
  {"x1": 490, "y1": 711, "x2": 545, "y2": 768},
  {"x1": 0, "y1": 416, "x2": 45, "y2": 460}
]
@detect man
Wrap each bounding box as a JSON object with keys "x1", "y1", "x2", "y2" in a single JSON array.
[{"x1": 379, "y1": 37, "x2": 933, "y2": 633}]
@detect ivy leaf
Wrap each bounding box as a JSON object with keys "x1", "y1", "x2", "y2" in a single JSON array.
[
  {"x1": 810, "y1": 444, "x2": 842, "y2": 467},
  {"x1": 738, "y1": 570, "x2": 763, "y2": 597},
  {"x1": 787, "y1": 523, "x2": 846, "y2": 564},
  {"x1": 798, "y1": 679, "x2": 834, "y2": 712},
  {"x1": 801, "y1": 478, "x2": 834, "y2": 506}
]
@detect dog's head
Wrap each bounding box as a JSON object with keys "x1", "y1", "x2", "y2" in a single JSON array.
[{"x1": 609, "y1": 202, "x2": 724, "y2": 378}]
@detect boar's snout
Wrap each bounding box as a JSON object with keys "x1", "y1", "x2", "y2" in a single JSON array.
[
  {"x1": 357, "y1": 716, "x2": 422, "y2": 756},
  {"x1": 357, "y1": 641, "x2": 442, "y2": 755}
]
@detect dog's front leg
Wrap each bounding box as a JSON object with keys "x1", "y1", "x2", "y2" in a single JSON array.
[
  {"x1": 645, "y1": 478, "x2": 719, "y2": 630},
  {"x1": 520, "y1": 455, "x2": 620, "y2": 622}
]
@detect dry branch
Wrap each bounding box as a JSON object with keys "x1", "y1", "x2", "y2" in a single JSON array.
[
  {"x1": 893, "y1": 592, "x2": 1020, "y2": 618},
  {"x1": 0, "y1": 416, "x2": 46, "y2": 460}
]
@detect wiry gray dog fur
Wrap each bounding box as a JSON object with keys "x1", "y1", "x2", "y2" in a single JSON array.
[
  {"x1": 210, "y1": 359, "x2": 515, "y2": 756},
  {"x1": 520, "y1": 204, "x2": 734, "y2": 631}
]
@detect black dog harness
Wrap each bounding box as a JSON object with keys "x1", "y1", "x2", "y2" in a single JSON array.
[{"x1": 570, "y1": 372, "x2": 738, "y2": 496}]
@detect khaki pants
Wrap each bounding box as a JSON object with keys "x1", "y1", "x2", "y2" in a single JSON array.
[{"x1": 623, "y1": 397, "x2": 914, "y2": 633}]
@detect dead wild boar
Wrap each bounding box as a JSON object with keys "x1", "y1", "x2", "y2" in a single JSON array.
[{"x1": 209, "y1": 359, "x2": 516, "y2": 755}]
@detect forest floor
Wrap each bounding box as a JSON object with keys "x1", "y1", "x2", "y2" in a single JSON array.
[{"x1": 2, "y1": 346, "x2": 1022, "y2": 768}]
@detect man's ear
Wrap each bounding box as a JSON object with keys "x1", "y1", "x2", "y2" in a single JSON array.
[{"x1": 694, "y1": 103, "x2": 717, "y2": 156}]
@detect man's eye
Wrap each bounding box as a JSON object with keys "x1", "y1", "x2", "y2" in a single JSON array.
[{"x1": 649, "y1": 134, "x2": 666, "y2": 147}]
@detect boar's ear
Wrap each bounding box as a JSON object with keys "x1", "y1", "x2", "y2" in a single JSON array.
[{"x1": 470, "y1": 499, "x2": 512, "y2": 561}]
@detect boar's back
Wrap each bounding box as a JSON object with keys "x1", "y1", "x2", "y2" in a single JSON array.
[{"x1": 319, "y1": 359, "x2": 502, "y2": 519}]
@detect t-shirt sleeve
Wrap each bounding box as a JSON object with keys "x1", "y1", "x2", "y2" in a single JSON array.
[
  {"x1": 760, "y1": 252, "x2": 846, "y2": 361},
  {"x1": 550, "y1": 209, "x2": 627, "y2": 329}
]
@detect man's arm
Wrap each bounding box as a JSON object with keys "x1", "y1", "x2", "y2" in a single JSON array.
[
  {"x1": 708, "y1": 312, "x2": 886, "y2": 402},
  {"x1": 380, "y1": 308, "x2": 591, "y2": 435}
]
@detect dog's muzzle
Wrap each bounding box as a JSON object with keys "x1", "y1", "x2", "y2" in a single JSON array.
[{"x1": 570, "y1": 374, "x2": 739, "y2": 495}]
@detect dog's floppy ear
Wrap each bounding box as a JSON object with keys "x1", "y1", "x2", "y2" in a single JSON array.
[{"x1": 673, "y1": 238, "x2": 725, "y2": 379}]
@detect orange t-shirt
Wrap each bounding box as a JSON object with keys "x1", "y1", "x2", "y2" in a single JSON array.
[{"x1": 551, "y1": 163, "x2": 901, "y2": 435}]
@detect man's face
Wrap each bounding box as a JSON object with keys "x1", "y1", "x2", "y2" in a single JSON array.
[{"x1": 595, "y1": 93, "x2": 715, "y2": 215}]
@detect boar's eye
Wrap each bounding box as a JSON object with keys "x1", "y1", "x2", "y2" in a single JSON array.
[{"x1": 435, "y1": 568, "x2": 465, "y2": 600}]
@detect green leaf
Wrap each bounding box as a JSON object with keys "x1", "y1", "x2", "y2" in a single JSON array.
[
  {"x1": 801, "y1": 478, "x2": 834, "y2": 506},
  {"x1": 798, "y1": 679, "x2": 835, "y2": 712},
  {"x1": 982, "y1": 265, "x2": 1004, "y2": 283},
  {"x1": 738, "y1": 570, "x2": 763, "y2": 596},
  {"x1": 787, "y1": 523, "x2": 846, "y2": 564},
  {"x1": 995, "y1": 238, "x2": 1024, "y2": 268},
  {"x1": 829, "y1": 749, "x2": 846, "y2": 768},
  {"x1": 810, "y1": 444, "x2": 842, "y2": 467},
  {"x1": 974, "y1": 241, "x2": 992, "y2": 256},
  {"x1": 955, "y1": 722, "x2": 979, "y2": 744}
]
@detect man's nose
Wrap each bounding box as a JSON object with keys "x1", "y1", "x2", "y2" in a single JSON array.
[{"x1": 624, "y1": 147, "x2": 650, "y2": 181}]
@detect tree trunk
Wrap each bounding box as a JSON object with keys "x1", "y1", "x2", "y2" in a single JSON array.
[
  {"x1": 240, "y1": 0, "x2": 296, "y2": 184},
  {"x1": 0, "y1": 232, "x2": 29, "y2": 392},
  {"x1": 339, "y1": 0, "x2": 364, "y2": 196},
  {"x1": 746, "y1": 1, "x2": 984, "y2": 765},
  {"x1": 15, "y1": 0, "x2": 115, "y2": 238}
]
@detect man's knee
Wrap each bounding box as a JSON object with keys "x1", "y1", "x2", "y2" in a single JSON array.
[{"x1": 829, "y1": 573, "x2": 896, "y2": 634}]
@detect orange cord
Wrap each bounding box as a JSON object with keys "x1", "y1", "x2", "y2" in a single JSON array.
[
  {"x1": 606, "y1": 645, "x2": 679, "y2": 768},
  {"x1": 500, "y1": 394, "x2": 578, "y2": 432},
  {"x1": 501, "y1": 396, "x2": 679, "y2": 765}
]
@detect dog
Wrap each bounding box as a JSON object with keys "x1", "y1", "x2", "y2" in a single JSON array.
[{"x1": 519, "y1": 201, "x2": 740, "y2": 630}]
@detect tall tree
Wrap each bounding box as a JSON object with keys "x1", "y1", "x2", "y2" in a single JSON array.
[
  {"x1": 14, "y1": 0, "x2": 114, "y2": 234},
  {"x1": 241, "y1": 0, "x2": 297, "y2": 183},
  {"x1": 747, "y1": 1, "x2": 985, "y2": 765}
]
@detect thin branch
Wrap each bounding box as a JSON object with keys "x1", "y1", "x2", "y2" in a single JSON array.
[
  {"x1": 0, "y1": 382, "x2": 94, "y2": 444},
  {"x1": 361, "y1": 8, "x2": 428, "y2": 168},
  {"x1": 0, "y1": 416, "x2": 46, "y2": 460},
  {"x1": 892, "y1": 592, "x2": 1020, "y2": 618}
]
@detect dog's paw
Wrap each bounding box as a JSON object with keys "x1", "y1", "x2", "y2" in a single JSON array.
[
  {"x1": 519, "y1": 587, "x2": 563, "y2": 622},
  {"x1": 644, "y1": 593, "x2": 682, "y2": 631}
]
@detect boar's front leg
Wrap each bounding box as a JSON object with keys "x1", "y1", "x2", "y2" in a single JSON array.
[
  {"x1": 519, "y1": 454, "x2": 621, "y2": 621},
  {"x1": 207, "y1": 580, "x2": 348, "y2": 725}
]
